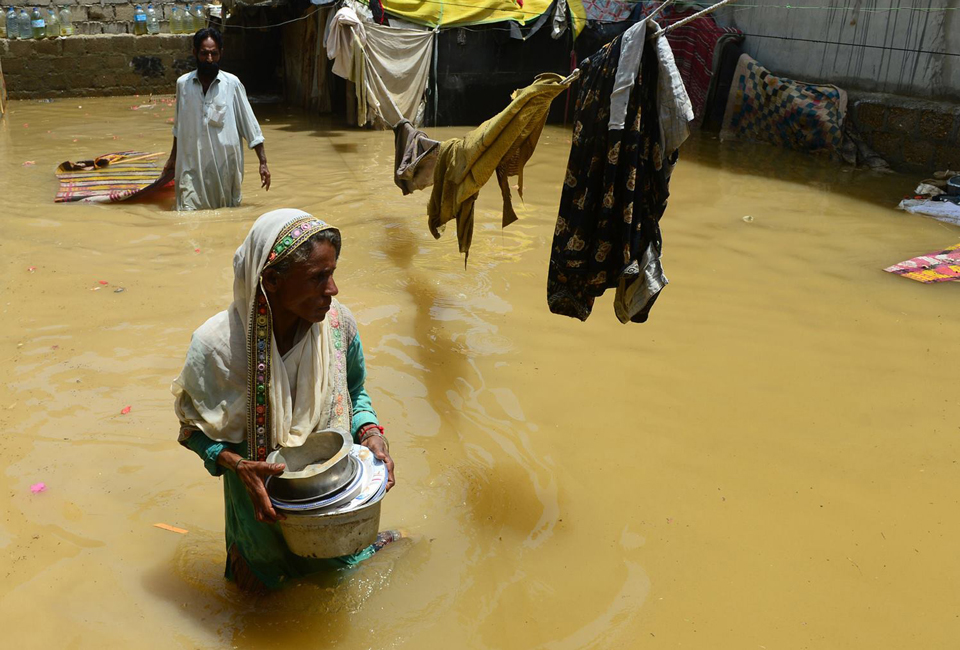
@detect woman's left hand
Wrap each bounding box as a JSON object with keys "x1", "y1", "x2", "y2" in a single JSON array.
[{"x1": 362, "y1": 435, "x2": 395, "y2": 491}]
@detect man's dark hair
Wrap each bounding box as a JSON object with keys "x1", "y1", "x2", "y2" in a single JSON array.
[{"x1": 193, "y1": 27, "x2": 223, "y2": 52}]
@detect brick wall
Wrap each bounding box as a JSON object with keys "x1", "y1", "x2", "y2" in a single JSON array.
[
  {"x1": 1, "y1": 2, "x2": 284, "y2": 98},
  {"x1": 1, "y1": 0, "x2": 197, "y2": 36},
  {"x1": 1, "y1": 34, "x2": 193, "y2": 98},
  {"x1": 849, "y1": 94, "x2": 960, "y2": 172}
]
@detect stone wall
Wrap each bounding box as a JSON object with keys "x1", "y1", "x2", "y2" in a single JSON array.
[
  {"x1": 0, "y1": 34, "x2": 193, "y2": 98},
  {"x1": 1, "y1": 0, "x2": 195, "y2": 36},
  {"x1": 848, "y1": 94, "x2": 960, "y2": 173}
]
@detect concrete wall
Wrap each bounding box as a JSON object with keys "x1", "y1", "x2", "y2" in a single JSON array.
[
  {"x1": 1, "y1": 0, "x2": 194, "y2": 36},
  {"x1": 716, "y1": 0, "x2": 960, "y2": 100},
  {"x1": 849, "y1": 93, "x2": 960, "y2": 171},
  {"x1": 0, "y1": 34, "x2": 192, "y2": 98}
]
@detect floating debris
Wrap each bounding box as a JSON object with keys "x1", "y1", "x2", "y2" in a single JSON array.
[{"x1": 153, "y1": 523, "x2": 188, "y2": 534}]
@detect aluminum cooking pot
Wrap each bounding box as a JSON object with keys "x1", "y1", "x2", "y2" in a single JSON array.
[{"x1": 279, "y1": 492, "x2": 383, "y2": 559}]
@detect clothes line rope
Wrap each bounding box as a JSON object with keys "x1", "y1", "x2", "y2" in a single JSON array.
[
  {"x1": 361, "y1": 0, "x2": 960, "y2": 22},
  {"x1": 216, "y1": 6, "x2": 323, "y2": 30},
  {"x1": 560, "y1": 0, "x2": 736, "y2": 84},
  {"x1": 644, "y1": 0, "x2": 677, "y2": 22},
  {"x1": 738, "y1": 32, "x2": 960, "y2": 59},
  {"x1": 212, "y1": 1, "x2": 960, "y2": 33},
  {"x1": 651, "y1": 0, "x2": 737, "y2": 36}
]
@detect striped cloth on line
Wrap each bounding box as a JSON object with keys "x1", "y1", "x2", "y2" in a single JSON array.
[{"x1": 55, "y1": 151, "x2": 172, "y2": 203}]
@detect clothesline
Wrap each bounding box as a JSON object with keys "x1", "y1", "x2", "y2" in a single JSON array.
[
  {"x1": 561, "y1": 0, "x2": 737, "y2": 84},
  {"x1": 652, "y1": 0, "x2": 737, "y2": 36},
  {"x1": 212, "y1": 0, "x2": 952, "y2": 33}
]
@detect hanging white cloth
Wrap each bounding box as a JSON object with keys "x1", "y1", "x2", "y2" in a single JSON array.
[
  {"x1": 363, "y1": 23, "x2": 434, "y2": 127},
  {"x1": 326, "y1": 7, "x2": 365, "y2": 80},
  {"x1": 608, "y1": 19, "x2": 693, "y2": 161},
  {"x1": 325, "y1": 6, "x2": 434, "y2": 127}
]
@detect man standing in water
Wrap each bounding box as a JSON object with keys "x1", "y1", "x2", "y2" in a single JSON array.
[{"x1": 163, "y1": 28, "x2": 271, "y2": 211}]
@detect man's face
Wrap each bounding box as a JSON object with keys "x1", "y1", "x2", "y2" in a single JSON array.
[{"x1": 194, "y1": 38, "x2": 221, "y2": 65}]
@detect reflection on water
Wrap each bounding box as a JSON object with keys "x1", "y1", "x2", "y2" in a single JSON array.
[{"x1": 1, "y1": 96, "x2": 960, "y2": 649}]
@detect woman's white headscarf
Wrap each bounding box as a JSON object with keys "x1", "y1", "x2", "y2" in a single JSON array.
[{"x1": 172, "y1": 209, "x2": 350, "y2": 461}]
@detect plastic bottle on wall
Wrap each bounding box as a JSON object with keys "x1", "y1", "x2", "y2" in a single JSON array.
[
  {"x1": 17, "y1": 8, "x2": 30, "y2": 38},
  {"x1": 133, "y1": 4, "x2": 146, "y2": 35},
  {"x1": 4, "y1": 7, "x2": 16, "y2": 39},
  {"x1": 146, "y1": 3, "x2": 159, "y2": 34},
  {"x1": 30, "y1": 7, "x2": 46, "y2": 39},
  {"x1": 0, "y1": 6, "x2": 6, "y2": 38},
  {"x1": 192, "y1": 4, "x2": 204, "y2": 32},
  {"x1": 169, "y1": 5, "x2": 181, "y2": 34},
  {"x1": 45, "y1": 6, "x2": 59, "y2": 37},
  {"x1": 58, "y1": 5, "x2": 73, "y2": 35}
]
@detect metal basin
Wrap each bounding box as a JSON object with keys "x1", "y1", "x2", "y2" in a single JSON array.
[
  {"x1": 266, "y1": 428, "x2": 355, "y2": 501},
  {"x1": 279, "y1": 494, "x2": 383, "y2": 559}
]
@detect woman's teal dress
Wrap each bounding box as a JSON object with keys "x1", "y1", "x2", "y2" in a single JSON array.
[{"x1": 184, "y1": 330, "x2": 380, "y2": 589}]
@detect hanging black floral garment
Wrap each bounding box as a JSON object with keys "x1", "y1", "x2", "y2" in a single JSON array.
[{"x1": 547, "y1": 36, "x2": 672, "y2": 323}]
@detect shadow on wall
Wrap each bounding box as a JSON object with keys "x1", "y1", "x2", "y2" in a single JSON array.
[{"x1": 218, "y1": 12, "x2": 284, "y2": 95}]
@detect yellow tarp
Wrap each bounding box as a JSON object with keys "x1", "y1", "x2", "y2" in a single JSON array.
[{"x1": 380, "y1": 0, "x2": 585, "y2": 35}]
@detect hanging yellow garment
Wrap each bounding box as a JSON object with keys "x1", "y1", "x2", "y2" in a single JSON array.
[
  {"x1": 427, "y1": 73, "x2": 572, "y2": 259},
  {"x1": 381, "y1": 0, "x2": 585, "y2": 35}
]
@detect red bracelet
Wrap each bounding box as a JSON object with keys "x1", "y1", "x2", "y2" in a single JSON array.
[{"x1": 359, "y1": 424, "x2": 385, "y2": 441}]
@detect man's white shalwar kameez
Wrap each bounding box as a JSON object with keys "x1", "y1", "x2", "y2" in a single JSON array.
[{"x1": 172, "y1": 70, "x2": 264, "y2": 211}]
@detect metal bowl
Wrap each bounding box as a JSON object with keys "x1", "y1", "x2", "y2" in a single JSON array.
[
  {"x1": 267, "y1": 455, "x2": 364, "y2": 508},
  {"x1": 278, "y1": 492, "x2": 384, "y2": 559},
  {"x1": 265, "y1": 429, "x2": 356, "y2": 501},
  {"x1": 947, "y1": 175, "x2": 960, "y2": 196}
]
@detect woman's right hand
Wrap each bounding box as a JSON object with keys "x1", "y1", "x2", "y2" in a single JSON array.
[{"x1": 236, "y1": 460, "x2": 287, "y2": 523}]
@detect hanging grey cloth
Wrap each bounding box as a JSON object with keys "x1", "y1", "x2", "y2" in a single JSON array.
[{"x1": 393, "y1": 119, "x2": 441, "y2": 195}]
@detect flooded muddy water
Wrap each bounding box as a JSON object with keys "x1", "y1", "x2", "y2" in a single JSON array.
[{"x1": 1, "y1": 95, "x2": 959, "y2": 649}]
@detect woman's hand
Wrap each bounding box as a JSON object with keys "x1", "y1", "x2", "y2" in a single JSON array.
[
  {"x1": 237, "y1": 460, "x2": 287, "y2": 523},
  {"x1": 361, "y1": 435, "x2": 395, "y2": 491},
  {"x1": 217, "y1": 449, "x2": 286, "y2": 523}
]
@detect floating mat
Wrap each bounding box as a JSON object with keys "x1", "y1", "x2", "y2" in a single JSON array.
[
  {"x1": 55, "y1": 151, "x2": 173, "y2": 203},
  {"x1": 884, "y1": 243, "x2": 960, "y2": 283}
]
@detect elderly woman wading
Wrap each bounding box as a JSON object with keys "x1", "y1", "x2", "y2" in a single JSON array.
[{"x1": 173, "y1": 209, "x2": 397, "y2": 593}]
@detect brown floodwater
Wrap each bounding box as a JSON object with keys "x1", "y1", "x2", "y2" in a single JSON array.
[{"x1": 1, "y1": 95, "x2": 959, "y2": 649}]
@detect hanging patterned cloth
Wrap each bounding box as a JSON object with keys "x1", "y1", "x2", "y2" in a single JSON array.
[{"x1": 548, "y1": 20, "x2": 691, "y2": 323}]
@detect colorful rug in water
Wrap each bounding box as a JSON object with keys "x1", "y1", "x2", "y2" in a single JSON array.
[
  {"x1": 721, "y1": 54, "x2": 847, "y2": 157},
  {"x1": 55, "y1": 151, "x2": 173, "y2": 203},
  {"x1": 884, "y1": 243, "x2": 960, "y2": 283}
]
